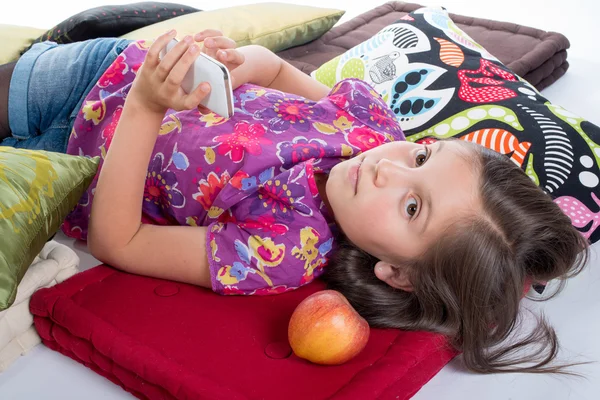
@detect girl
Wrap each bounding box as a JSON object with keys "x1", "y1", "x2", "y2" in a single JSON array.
[{"x1": 0, "y1": 30, "x2": 589, "y2": 374}]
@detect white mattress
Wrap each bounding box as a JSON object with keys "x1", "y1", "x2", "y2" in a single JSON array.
[{"x1": 0, "y1": 1, "x2": 599, "y2": 399}]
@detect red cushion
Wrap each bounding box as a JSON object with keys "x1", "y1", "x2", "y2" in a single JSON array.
[{"x1": 30, "y1": 266, "x2": 457, "y2": 400}]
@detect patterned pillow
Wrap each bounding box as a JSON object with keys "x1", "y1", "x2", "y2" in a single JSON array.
[
  {"x1": 0, "y1": 147, "x2": 99, "y2": 310},
  {"x1": 313, "y1": 7, "x2": 600, "y2": 244}
]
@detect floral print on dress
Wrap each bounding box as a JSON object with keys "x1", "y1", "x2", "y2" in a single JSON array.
[
  {"x1": 292, "y1": 227, "x2": 334, "y2": 285},
  {"x1": 256, "y1": 95, "x2": 325, "y2": 133},
  {"x1": 348, "y1": 87, "x2": 398, "y2": 131},
  {"x1": 97, "y1": 54, "x2": 129, "y2": 88},
  {"x1": 214, "y1": 121, "x2": 271, "y2": 163},
  {"x1": 100, "y1": 106, "x2": 122, "y2": 151},
  {"x1": 64, "y1": 41, "x2": 405, "y2": 296},
  {"x1": 143, "y1": 153, "x2": 185, "y2": 219},
  {"x1": 193, "y1": 171, "x2": 231, "y2": 212},
  {"x1": 348, "y1": 126, "x2": 388, "y2": 150},
  {"x1": 249, "y1": 177, "x2": 310, "y2": 221},
  {"x1": 81, "y1": 97, "x2": 108, "y2": 126},
  {"x1": 238, "y1": 215, "x2": 289, "y2": 237},
  {"x1": 276, "y1": 137, "x2": 331, "y2": 170}
]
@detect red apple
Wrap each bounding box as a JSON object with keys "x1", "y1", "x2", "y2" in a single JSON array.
[{"x1": 288, "y1": 290, "x2": 370, "y2": 365}]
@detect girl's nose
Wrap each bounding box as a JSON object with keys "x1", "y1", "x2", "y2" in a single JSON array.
[{"x1": 374, "y1": 158, "x2": 408, "y2": 188}]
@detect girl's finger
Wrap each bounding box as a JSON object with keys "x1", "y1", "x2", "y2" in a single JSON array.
[
  {"x1": 182, "y1": 81, "x2": 211, "y2": 110},
  {"x1": 217, "y1": 49, "x2": 245, "y2": 70},
  {"x1": 203, "y1": 36, "x2": 237, "y2": 60},
  {"x1": 197, "y1": 104, "x2": 212, "y2": 114},
  {"x1": 194, "y1": 29, "x2": 224, "y2": 42},
  {"x1": 203, "y1": 36, "x2": 237, "y2": 51},
  {"x1": 155, "y1": 35, "x2": 193, "y2": 81},
  {"x1": 166, "y1": 43, "x2": 201, "y2": 89},
  {"x1": 145, "y1": 29, "x2": 177, "y2": 68}
]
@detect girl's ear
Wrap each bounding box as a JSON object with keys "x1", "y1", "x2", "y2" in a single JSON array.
[{"x1": 374, "y1": 261, "x2": 413, "y2": 292}]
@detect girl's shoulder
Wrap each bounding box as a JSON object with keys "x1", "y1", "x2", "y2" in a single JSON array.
[
  {"x1": 206, "y1": 161, "x2": 336, "y2": 296},
  {"x1": 323, "y1": 78, "x2": 405, "y2": 142}
]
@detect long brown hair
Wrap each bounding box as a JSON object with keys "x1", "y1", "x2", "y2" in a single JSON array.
[{"x1": 322, "y1": 142, "x2": 590, "y2": 374}]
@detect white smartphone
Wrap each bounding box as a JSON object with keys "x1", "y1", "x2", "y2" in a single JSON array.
[{"x1": 159, "y1": 38, "x2": 234, "y2": 118}]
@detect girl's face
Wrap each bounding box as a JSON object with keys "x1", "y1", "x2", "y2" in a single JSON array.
[{"x1": 326, "y1": 140, "x2": 482, "y2": 278}]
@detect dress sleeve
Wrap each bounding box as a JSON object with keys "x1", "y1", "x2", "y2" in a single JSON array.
[
  {"x1": 327, "y1": 78, "x2": 406, "y2": 141},
  {"x1": 206, "y1": 219, "x2": 329, "y2": 296}
]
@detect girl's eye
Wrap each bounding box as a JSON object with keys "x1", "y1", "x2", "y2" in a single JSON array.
[
  {"x1": 415, "y1": 147, "x2": 429, "y2": 167},
  {"x1": 406, "y1": 197, "x2": 418, "y2": 218}
]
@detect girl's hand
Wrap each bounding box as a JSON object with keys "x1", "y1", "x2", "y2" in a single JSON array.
[
  {"x1": 194, "y1": 29, "x2": 245, "y2": 88},
  {"x1": 129, "y1": 30, "x2": 211, "y2": 114}
]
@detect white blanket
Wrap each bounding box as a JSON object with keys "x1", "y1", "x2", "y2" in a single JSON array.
[{"x1": 0, "y1": 240, "x2": 79, "y2": 372}]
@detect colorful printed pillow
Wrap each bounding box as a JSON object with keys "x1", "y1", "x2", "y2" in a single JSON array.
[
  {"x1": 312, "y1": 7, "x2": 600, "y2": 244},
  {"x1": 26, "y1": 2, "x2": 200, "y2": 48},
  {"x1": 0, "y1": 147, "x2": 99, "y2": 310}
]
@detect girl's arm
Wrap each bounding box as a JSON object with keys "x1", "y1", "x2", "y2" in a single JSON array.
[
  {"x1": 88, "y1": 31, "x2": 243, "y2": 287},
  {"x1": 233, "y1": 45, "x2": 331, "y2": 101},
  {"x1": 196, "y1": 32, "x2": 330, "y2": 101}
]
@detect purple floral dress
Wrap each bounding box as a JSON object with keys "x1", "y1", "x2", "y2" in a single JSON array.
[{"x1": 64, "y1": 40, "x2": 405, "y2": 295}]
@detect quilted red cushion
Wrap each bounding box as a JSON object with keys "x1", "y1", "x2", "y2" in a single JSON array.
[{"x1": 30, "y1": 266, "x2": 457, "y2": 400}]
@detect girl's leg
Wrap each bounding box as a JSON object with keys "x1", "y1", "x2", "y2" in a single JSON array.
[
  {"x1": 0, "y1": 62, "x2": 16, "y2": 141},
  {"x1": 2, "y1": 38, "x2": 132, "y2": 152}
]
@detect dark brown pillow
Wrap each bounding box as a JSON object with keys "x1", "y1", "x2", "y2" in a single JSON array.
[{"x1": 27, "y1": 2, "x2": 200, "y2": 47}]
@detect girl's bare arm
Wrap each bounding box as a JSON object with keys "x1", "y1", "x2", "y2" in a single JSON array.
[
  {"x1": 88, "y1": 31, "x2": 242, "y2": 287},
  {"x1": 231, "y1": 44, "x2": 331, "y2": 101}
]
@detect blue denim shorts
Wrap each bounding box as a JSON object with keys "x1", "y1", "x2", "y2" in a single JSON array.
[{"x1": 3, "y1": 38, "x2": 132, "y2": 152}]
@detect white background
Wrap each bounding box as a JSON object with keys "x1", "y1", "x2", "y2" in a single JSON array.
[{"x1": 1, "y1": 1, "x2": 600, "y2": 400}]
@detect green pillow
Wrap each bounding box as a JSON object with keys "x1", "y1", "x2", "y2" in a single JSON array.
[
  {"x1": 121, "y1": 3, "x2": 345, "y2": 53},
  {"x1": 0, "y1": 147, "x2": 99, "y2": 310}
]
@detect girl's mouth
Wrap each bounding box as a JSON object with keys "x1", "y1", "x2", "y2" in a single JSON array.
[{"x1": 348, "y1": 158, "x2": 363, "y2": 195}]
